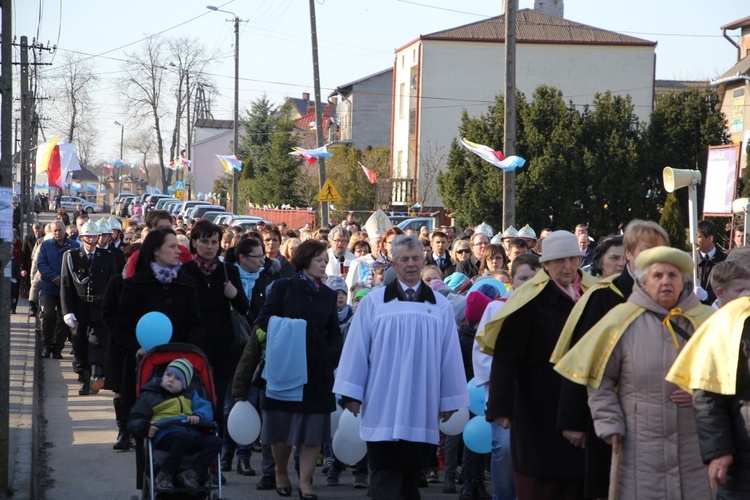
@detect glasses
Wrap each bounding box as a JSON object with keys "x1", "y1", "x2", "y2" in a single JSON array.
[
  {"x1": 245, "y1": 253, "x2": 264, "y2": 259},
  {"x1": 456, "y1": 249, "x2": 471, "y2": 254},
  {"x1": 333, "y1": 239, "x2": 348, "y2": 244}
]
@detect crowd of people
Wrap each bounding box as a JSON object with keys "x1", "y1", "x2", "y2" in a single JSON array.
[{"x1": 13, "y1": 203, "x2": 750, "y2": 499}]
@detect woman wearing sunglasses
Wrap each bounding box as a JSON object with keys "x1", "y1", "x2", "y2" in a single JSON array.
[{"x1": 445, "y1": 239, "x2": 472, "y2": 276}]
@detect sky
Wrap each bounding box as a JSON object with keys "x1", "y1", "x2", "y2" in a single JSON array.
[{"x1": 13, "y1": 0, "x2": 750, "y2": 162}]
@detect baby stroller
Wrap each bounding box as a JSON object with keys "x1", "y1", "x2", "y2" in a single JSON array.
[{"x1": 132, "y1": 343, "x2": 224, "y2": 500}]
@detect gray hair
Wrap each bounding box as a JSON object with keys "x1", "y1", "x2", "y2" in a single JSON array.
[
  {"x1": 390, "y1": 234, "x2": 424, "y2": 260},
  {"x1": 634, "y1": 264, "x2": 692, "y2": 290},
  {"x1": 33, "y1": 222, "x2": 43, "y2": 230},
  {"x1": 727, "y1": 247, "x2": 750, "y2": 271},
  {"x1": 328, "y1": 226, "x2": 350, "y2": 243}
]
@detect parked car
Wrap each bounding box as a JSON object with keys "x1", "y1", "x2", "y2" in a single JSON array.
[
  {"x1": 163, "y1": 201, "x2": 182, "y2": 215},
  {"x1": 145, "y1": 194, "x2": 176, "y2": 211},
  {"x1": 60, "y1": 195, "x2": 104, "y2": 214},
  {"x1": 154, "y1": 197, "x2": 180, "y2": 210},
  {"x1": 192, "y1": 205, "x2": 226, "y2": 220},
  {"x1": 233, "y1": 219, "x2": 270, "y2": 232},
  {"x1": 201, "y1": 211, "x2": 229, "y2": 223},
  {"x1": 225, "y1": 215, "x2": 264, "y2": 227},
  {"x1": 213, "y1": 213, "x2": 236, "y2": 225},
  {"x1": 179, "y1": 200, "x2": 212, "y2": 217},
  {"x1": 116, "y1": 195, "x2": 135, "y2": 217},
  {"x1": 112, "y1": 193, "x2": 134, "y2": 214},
  {"x1": 396, "y1": 217, "x2": 435, "y2": 233}
]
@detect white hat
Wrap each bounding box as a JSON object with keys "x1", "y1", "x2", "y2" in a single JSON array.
[
  {"x1": 539, "y1": 231, "x2": 585, "y2": 263},
  {"x1": 475, "y1": 222, "x2": 494, "y2": 237},
  {"x1": 97, "y1": 218, "x2": 113, "y2": 234},
  {"x1": 490, "y1": 234, "x2": 503, "y2": 245},
  {"x1": 517, "y1": 224, "x2": 537, "y2": 241},
  {"x1": 364, "y1": 209, "x2": 392, "y2": 238},
  {"x1": 501, "y1": 225, "x2": 518, "y2": 240},
  {"x1": 107, "y1": 217, "x2": 122, "y2": 231},
  {"x1": 79, "y1": 220, "x2": 101, "y2": 236}
]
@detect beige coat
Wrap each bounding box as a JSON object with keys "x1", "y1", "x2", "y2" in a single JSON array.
[{"x1": 588, "y1": 284, "x2": 711, "y2": 500}]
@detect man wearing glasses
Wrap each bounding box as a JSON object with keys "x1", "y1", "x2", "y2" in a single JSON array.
[
  {"x1": 457, "y1": 232, "x2": 489, "y2": 278},
  {"x1": 325, "y1": 227, "x2": 355, "y2": 279}
]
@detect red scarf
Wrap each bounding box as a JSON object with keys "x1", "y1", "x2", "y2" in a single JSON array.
[{"x1": 192, "y1": 254, "x2": 219, "y2": 276}]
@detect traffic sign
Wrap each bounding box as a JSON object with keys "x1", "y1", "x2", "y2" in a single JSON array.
[{"x1": 317, "y1": 179, "x2": 341, "y2": 202}]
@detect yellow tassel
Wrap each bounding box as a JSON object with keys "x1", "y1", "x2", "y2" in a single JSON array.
[{"x1": 662, "y1": 307, "x2": 685, "y2": 350}]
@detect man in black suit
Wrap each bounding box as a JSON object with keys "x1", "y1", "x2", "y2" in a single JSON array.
[
  {"x1": 21, "y1": 222, "x2": 44, "y2": 276},
  {"x1": 61, "y1": 220, "x2": 117, "y2": 395},
  {"x1": 425, "y1": 231, "x2": 453, "y2": 277},
  {"x1": 696, "y1": 219, "x2": 727, "y2": 305}
]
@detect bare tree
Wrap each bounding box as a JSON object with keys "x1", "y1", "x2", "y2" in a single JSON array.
[
  {"x1": 120, "y1": 37, "x2": 169, "y2": 191},
  {"x1": 45, "y1": 52, "x2": 99, "y2": 163},
  {"x1": 295, "y1": 162, "x2": 321, "y2": 209},
  {"x1": 127, "y1": 128, "x2": 157, "y2": 185},
  {"x1": 416, "y1": 141, "x2": 446, "y2": 209}
]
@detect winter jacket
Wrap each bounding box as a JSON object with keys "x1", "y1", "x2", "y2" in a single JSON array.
[
  {"x1": 36, "y1": 237, "x2": 78, "y2": 297},
  {"x1": 587, "y1": 285, "x2": 711, "y2": 499},
  {"x1": 128, "y1": 378, "x2": 213, "y2": 446}
]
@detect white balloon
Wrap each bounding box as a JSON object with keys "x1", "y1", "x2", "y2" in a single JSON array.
[
  {"x1": 439, "y1": 407, "x2": 470, "y2": 436},
  {"x1": 330, "y1": 405, "x2": 344, "y2": 436},
  {"x1": 332, "y1": 430, "x2": 367, "y2": 464},
  {"x1": 227, "y1": 401, "x2": 261, "y2": 445},
  {"x1": 338, "y1": 409, "x2": 364, "y2": 444}
]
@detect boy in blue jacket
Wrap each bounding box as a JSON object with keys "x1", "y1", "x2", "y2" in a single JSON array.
[{"x1": 128, "y1": 358, "x2": 222, "y2": 494}]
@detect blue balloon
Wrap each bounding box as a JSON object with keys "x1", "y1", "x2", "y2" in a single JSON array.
[
  {"x1": 463, "y1": 416, "x2": 492, "y2": 454},
  {"x1": 467, "y1": 378, "x2": 486, "y2": 416},
  {"x1": 136, "y1": 312, "x2": 173, "y2": 350}
]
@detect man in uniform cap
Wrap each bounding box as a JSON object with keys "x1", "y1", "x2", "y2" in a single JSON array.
[
  {"x1": 61, "y1": 220, "x2": 118, "y2": 395},
  {"x1": 500, "y1": 226, "x2": 518, "y2": 253}
]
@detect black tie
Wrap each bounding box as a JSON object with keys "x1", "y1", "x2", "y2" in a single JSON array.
[
  {"x1": 87, "y1": 252, "x2": 94, "y2": 263},
  {"x1": 406, "y1": 288, "x2": 415, "y2": 301}
]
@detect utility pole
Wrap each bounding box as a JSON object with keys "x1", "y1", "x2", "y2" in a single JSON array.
[
  {"x1": 503, "y1": 0, "x2": 517, "y2": 229},
  {"x1": 232, "y1": 15, "x2": 239, "y2": 213},
  {"x1": 186, "y1": 70, "x2": 192, "y2": 201},
  {"x1": 19, "y1": 36, "x2": 31, "y2": 236},
  {"x1": 308, "y1": 0, "x2": 328, "y2": 227},
  {"x1": 0, "y1": 1, "x2": 14, "y2": 494}
]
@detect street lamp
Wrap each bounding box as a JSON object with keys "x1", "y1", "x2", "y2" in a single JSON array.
[
  {"x1": 207, "y1": 5, "x2": 241, "y2": 213},
  {"x1": 114, "y1": 120, "x2": 124, "y2": 196}
]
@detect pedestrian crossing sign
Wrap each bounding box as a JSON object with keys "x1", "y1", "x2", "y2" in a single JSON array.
[{"x1": 317, "y1": 179, "x2": 342, "y2": 202}]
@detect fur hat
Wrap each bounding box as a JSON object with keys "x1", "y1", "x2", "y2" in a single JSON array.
[
  {"x1": 635, "y1": 246, "x2": 693, "y2": 276},
  {"x1": 465, "y1": 291, "x2": 492, "y2": 324},
  {"x1": 539, "y1": 231, "x2": 585, "y2": 263},
  {"x1": 165, "y1": 358, "x2": 193, "y2": 388}
]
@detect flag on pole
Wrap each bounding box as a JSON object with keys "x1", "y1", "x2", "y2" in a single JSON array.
[
  {"x1": 139, "y1": 166, "x2": 147, "y2": 176},
  {"x1": 460, "y1": 138, "x2": 526, "y2": 171},
  {"x1": 112, "y1": 159, "x2": 125, "y2": 168},
  {"x1": 216, "y1": 155, "x2": 242, "y2": 173},
  {"x1": 102, "y1": 164, "x2": 113, "y2": 173},
  {"x1": 358, "y1": 162, "x2": 377, "y2": 184},
  {"x1": 36, "y1": 137, "x2": 82, "y2": 189},
  {"x1": 289, "y1": 146, "x2": 333, "y2": 165}
]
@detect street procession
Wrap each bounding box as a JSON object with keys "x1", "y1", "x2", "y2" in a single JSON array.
[{"x1": 4, "y1": 1, "x2": 750, "y2": 499}]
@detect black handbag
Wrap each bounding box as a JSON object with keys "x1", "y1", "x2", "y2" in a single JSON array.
[{"x1": 224, "y1": 264, "x2": 251, "y2": 348}]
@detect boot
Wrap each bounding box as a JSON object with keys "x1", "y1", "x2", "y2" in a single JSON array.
[
  {"x1": 472, "y1": 481, "x2": 492, "y2": 500},
  {"x1": 113, "y1": 398, "x2": 131, "y2": 450},
  {"x1": 459, "y1": 481, "x2": 474, "y2": 500}
]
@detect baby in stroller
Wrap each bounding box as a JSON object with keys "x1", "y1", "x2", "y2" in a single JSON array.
[{"x1": 128, "y1": 358, "x2": 222, "y2": 494}]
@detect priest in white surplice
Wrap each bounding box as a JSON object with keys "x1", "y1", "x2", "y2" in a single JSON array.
[{"x1": 334, "y1": 235, "x2": 469, "y2": 500}]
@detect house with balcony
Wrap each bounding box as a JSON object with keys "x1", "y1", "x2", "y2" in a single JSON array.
[
  {"x1": 712, "y1": 15, "x2": 750, "y2": 173},
  {"x1": 328, "y1": 68, "x2": 393, "y2": 150},
  {"x1": 391, "y1": 3, "x2": 656, "y2": 208}
]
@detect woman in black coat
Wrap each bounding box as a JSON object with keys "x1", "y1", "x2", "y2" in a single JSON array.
[
  {"x1": 181, "y1": 220, "x2": 249, "y2": 470},
  {"x1": 258, "y1": 239, "x2": 342, "y2": 498}
]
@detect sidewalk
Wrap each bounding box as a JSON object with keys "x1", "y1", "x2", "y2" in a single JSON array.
[{"x1": 10, "y1": 297, "x2": 461, "y2": 499}]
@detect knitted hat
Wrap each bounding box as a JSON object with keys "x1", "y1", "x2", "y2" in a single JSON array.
[
  {"x1": 468, "y1": 278, "x2": 505, "y2": 300},
  {"x1": 465, "y1": 291, "x2": 492, "y2": 324},
  {"x1": 165, "y1": 358, "x2": 193, "y2": 388},
  {"x1": 428, "y1": 279, "x2": 451, "y2": 292},
  {"x1": 635, "y1": 246, "x2": 693, "y2": 276},
  {"x1": 444, "y1": 272, "x2": 471, "y2": 294},
  {"x1": 133, "y1": 205, "x2": 143, "y2": 215},
  {"x1": 539, "y1": 231, "x2": 585, "y2": 263},
  {"x1": 325, "y1": 275, "x2": 348, "y2": 294},
  {"x1": 353, "y1": 288, "x2": 370, "y2": 302}
]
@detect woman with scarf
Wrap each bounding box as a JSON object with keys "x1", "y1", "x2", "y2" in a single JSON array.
[
  {"x1": 114, "y1": 228, "x2": 204, "y2": 489},
  {"x1": 477, "y1": 231, "x2": 599, "y2": 499},
  {"x1": 181, "y1": 220, "x2": 249, "y2": 474},
  {"x1": 556, "y1": 247, "x2": 713, "y2": 499},
  {"x1": 257, "y1": 239, "x2": 343, "y2": 499}
]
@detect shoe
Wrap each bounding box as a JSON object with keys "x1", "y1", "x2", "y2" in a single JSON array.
[
  {"x1": 237, "y1": 458, "x2": 256, "y2": 476},
  {"x1": 426, "y1": 470, "x2": 439, "y2": 483},
  {"x1": 325, "y1": 469, "x2": 340, "y2": 486},
  {"x1": 220, "y1": 451, "x2": 234, "y2": 472},
  {"x1": 90, "y1": 377, "x2": 104, "y2": 394},
  {"x1": 418, "y1": 472, "x2": 428, "y2": 488},
  {"x1": 40, "y1": 348, "x2": 51, "y2": 359},
  {"x1": 297, "y1": 487, "x2": 317, "y2": 500},
  {"x1": 353, "y1": 472, "x2": 368, "y2": 489},
  {"x1": 321, "y1": 457, "x2": 333, "y2": 475},
  {"x1": 52, "y1": 351, "x2": 63, "y2": 359},
  {"x1": 257, "y1": 474, "x2": 276, "y2": 490},
  {"x1": 113, "y1": 431, "x2": 131, "y2": 450},
  {"x1": 442, "y1": 475, "x2": 456, "y2": 494},
  {"x1": 276, "y1": 485, "x2": 292, "y2": 497},
  {"x1": 28, "y1": 303, "x2": 37, "y2": 317},
  {"x1": 177, "y1": 469, "x2": 202, "y2": 495},
  {"x1": 154, "y1": 470, "x2": 175, "y2": 492},
  {"x1": 79, "y1": 380, "x2": 91, "y2": 396},
  {"x1": 473, "y1": 481, "x2": 492, "y2": 500},
  {"x1": 459, "y1": 482, "x2": 473, "y2": 500}
]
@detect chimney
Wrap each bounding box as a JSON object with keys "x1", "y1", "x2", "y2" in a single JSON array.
[
  {"x1": 302, "y1": 92, "x2": 310, "y2": 103},
  {"x1": 534, "y1": 0, "x2": 564, "y2": 18}
]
